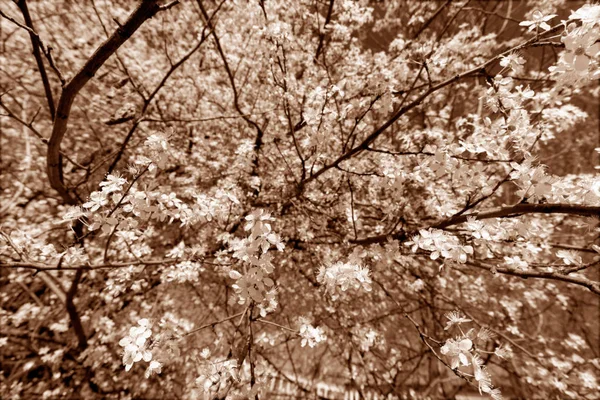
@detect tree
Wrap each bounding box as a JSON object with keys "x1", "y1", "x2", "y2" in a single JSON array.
[{"x1": 1, "y1": 0, "x2": 599, "y2": 398}]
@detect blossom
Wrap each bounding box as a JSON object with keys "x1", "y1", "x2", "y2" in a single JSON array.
[
  {"x1": 465, "y1": 216, "x2": 491, "y2": 240},
  {"x1": 406, "y1": 233, "x2": 426, "y2": 253},
  {"x1": 200, "y1": 348, "x2": 211, "y2": 359},
  {"x1": 99, "y1": 174, "x2": 127, "y2": 194},
  {"x1": 406, "y1": 229, "x2": 472, "y2": 263},
  {"x1": 62, "y1": 205, "x2": 86, "y2": 222},
  {"x1": 494, "y1": 343, "x2": 513, "y2": 359},
  {"x1": 579, "y1": 370, "x2": 598, "y2": 389},
  {"x1": 244, "y1": 209, "x2": 274, "y2": 238},
  {"x1": 145, "y1": 133, "x2": 169, "y2": 152},
  {"x1": 299, "y1": 319, "x2": 327, "y2": 347},
  {"x1": 143, "y1": 133, "x2": 170, "y2": 169},
  {"x1": 556, "y1": 250, "x2": 582, "y2": 265},
  {"x1": 499, "y1": 53, "x2": 526, "y2": 73},
  {"x1": 504, "y1": 256, "x2": 529, "y2": 270},
  {"x1": 477, "y1": 327, "x2": 495, "y2": 341},
  {"x1": 440, "y1": 337, "x2": 473, "y2": 369},
  {"x1": 196, "y1": 359, "x2": 238, "y2": 396},
  {"x1": 519, "y1": 10, "x2": 556, "y2": 32},
  {"x1": 83, "y1": 191, "x2": 108, "y2": 211},
  {"x1": 562, "y1": 28, "x2": 600, "y2": 71},
  {"x1": 161, "y1": 261, "x2": 205, "y2": 283},
  {"x1": 145, "y1": 360, "x2": 162, "y2": 378},
  {"x1": 570, "y1": 4, "x2": 600, "y2": 25},
  {"x1": 444, "y1": 311, "x2": 471, "y2": 330},
  {"x1": 119, "y1": 319, "x2": 154, "y2": 372},
  {"x1": 317, "y1": 261, "x2": 372, "y2": 298}
]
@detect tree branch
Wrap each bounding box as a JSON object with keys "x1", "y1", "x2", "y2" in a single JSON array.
[
  {"x1": 466, "y1": 260, "x2": 600, "y2": 296},
  {"x1": 196, "y1": 0, "x2": 265, "y2": 180},
  {"x1": 314, "y1": 0, "x2": 334, "y2": 60},
  {"x1": 12, "y1": 0, "x2": 56, "y2": 119},
  {"x1": 46, "y1": 0, "x2": 174, "y2": 204},
  {"x1": 354, "y1": 203, "x2": 600, "y2": 245},
  {"x1": 297, "y1": 23, "x2": 565, "y2": 192},
  {"x1": 435, "y1": 203, "x2": 600, "y2": 229},
  {"x1": 65, "y1": 269, "x2": 87, "y2": 349},
  {"x1": 107, "y1": 7, "x2": 217, "y2": 173}
]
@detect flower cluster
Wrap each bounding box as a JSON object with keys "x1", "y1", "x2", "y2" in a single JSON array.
[
  {"x1": 440, "y1": 337, "x2": 502, "y2": 399},
  {"x1": 441, "y1": 317, "x2": 509, "y2": 399},
  {"x1": 549, "y1": 4, "x2": 600, "y2": 84},
  {"x1": 504, "y1": 256, "x2": 529, "y2": 270},
  {"x1": 556, "y1": 250, "x2": 582, "y2": 266},
  {"x1": 299, "y1": 318, "x2": 327, "y2": 348},
  {"x1": 316, "y1": 261, "x2": 372, "y2": 299},
  {"x1": 72, "y1": 179, "x2": 236, "y2": 238},
  {"x1": 196, "y1": 353, "x2": 238, "y2": 399},
  {"x1": 464, "y1": 216, "x2": 493, "y2": 241},
  {"x1": 229, "y1": 210, "x2": 284, "y2": 306},
  {"x1": 499, "y1": 52, "x2": 526, "y2": 74},
  {"x1": 406, "y1": 228, "x2": 473, "y2": 264},
  {"x1": 119, "y1": 319, "x2": 161, "y2": 377},
  {"x1": 440, "y1": 337, "x2": 474, "y2": 369},
  {"x1": 482, "y1": 75, "x2": 534, "y2": 114},
  {"x1": 352, "y1": 326, "x2": 380, "y2": 352},
  {"x1": 136, "y1": 133, "x2": 171, "y2": 170},
  {"x1": 160, "y1": 261, "x2": 205, "y2": 283}
]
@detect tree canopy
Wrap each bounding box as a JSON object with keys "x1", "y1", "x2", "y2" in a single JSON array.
[{"x1": 1, "y1": 0, "x2": 599, "y2": 399}]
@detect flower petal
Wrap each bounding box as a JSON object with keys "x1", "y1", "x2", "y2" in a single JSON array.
[
  {"x1": 564, "y1": 52, "x2": 575, "y2": 65},
  {"x1": 459, "y1": 338, "x2": 473, "y2": 351},
  {"x1": 588, "y1": 43, "x2": 600, "y2": 58},
  {"x1": 574, "y1": 54, "x2": 590, "y2": 71}
]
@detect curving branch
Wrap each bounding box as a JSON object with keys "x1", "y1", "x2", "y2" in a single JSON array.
[
  {"x1": 0, "y1": 257, "x2": 223, "y2": 272},
  {"x1": 46, "y1": 0, "x2": 177, "y2": 204},
  {"x1": 466, "y1": 260, "x2": 600, "y2": 296}
]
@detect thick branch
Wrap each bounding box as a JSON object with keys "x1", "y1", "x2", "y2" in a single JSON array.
[
  {"x1": 65, "y1": 269, "x2": 87, "y2": 349},
  {"x1": 355, "y1": 203, "x2": 600, "y2": 245},
  {"x1": 435, "y1": 203, "x2": 600, "y2": 229},
  {"x1": 0, "y1": 257, "x2": 215, "y2": 271},
  {"x1": 46, "y1": 0, "x2": 171, "y2": 204}
]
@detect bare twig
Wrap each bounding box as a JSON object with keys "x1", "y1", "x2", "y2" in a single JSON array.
[{"x1": 180, "y1": 311, "x2": 245, "y2": 338}]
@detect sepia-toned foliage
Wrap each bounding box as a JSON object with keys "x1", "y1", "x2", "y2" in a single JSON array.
[{"x1": 1, "y1": 1, "x2": 599, "y2": 399}]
